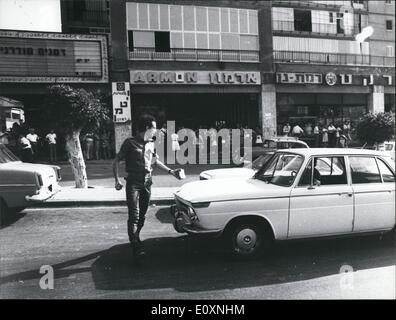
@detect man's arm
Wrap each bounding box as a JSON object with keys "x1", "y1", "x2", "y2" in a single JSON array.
[
  {"x1": 155, "y1": 157, "x2": 182, "y2": 180},
  {"x1": 112, "y1": 141, "x2": 127, "y2": 190},
  {"x1": 112, "y1": 153, "x2": 124, "y2": 190}
]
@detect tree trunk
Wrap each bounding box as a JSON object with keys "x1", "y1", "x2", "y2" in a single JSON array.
[{"x1": 65, "y1": 129, "x2": 88, "y2": 189}]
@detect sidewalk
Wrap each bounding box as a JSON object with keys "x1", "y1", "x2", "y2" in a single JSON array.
[
  {"x1": 35, "y1": 186, "x2": 179, "y2": 207},
  {"x1": 35, "y1": 160, "x2": 237, "y2": 207}
]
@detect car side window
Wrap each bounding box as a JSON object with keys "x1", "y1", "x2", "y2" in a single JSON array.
[
  {"x1": 298, "y1": 159, "x2": 313, "y2": 186},
  {"x1": 349, "y1": 157, "x2": 381, "y2": 184},
  {"x1": 313, "y1": 157, "x2": 347, "y2": 185},
  {"x1": 376, "y1": 158, "x2": 395, "y2": 183}
]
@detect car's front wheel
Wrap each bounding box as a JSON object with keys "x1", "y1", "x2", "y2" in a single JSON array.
[{"x1": 226, "y1": 220, "x2": 272, "y2": 258}]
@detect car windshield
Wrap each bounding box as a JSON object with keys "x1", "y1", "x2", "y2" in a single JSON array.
[
  {"x1": 248, "y1": 153, "x2": 274, "y2": 171},
  {"x1": 254, "y1": 152, "x2": 304, "y2": 187},
  {"x1": 0, "y1": 144, "x2": 20, "y2": 163}
]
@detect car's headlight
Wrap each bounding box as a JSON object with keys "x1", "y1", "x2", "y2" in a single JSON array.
[
  {"x1": 187, "y1": 206, "x2": 199, "y2": 221},
  {"x1": 35, "y1": 173, "x2": 43, "y2": 188}
]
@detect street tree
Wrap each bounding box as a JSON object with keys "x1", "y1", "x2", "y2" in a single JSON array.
[
  {"x1": 45, "y1": 85, "x2": 110, "y2": 188},
  {"x1": 356, "y1": 112, "x2": 395, "y2": 146}
]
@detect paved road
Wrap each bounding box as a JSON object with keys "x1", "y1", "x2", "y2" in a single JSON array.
[{"x1": 1, "y1": 206, "x2": 395, "y2": 299}]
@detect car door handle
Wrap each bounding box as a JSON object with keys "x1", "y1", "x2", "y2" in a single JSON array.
[{"x1": 338, "y1": 192, "x2": 353, "y2": 197}]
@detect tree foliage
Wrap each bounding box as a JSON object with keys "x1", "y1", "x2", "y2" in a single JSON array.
[
  {"x1": 45, "y1": 84, "x2": 110, "y2": 133},
  {"x1": 356, "y1": 112, "x2": 395, "y2": 145}
]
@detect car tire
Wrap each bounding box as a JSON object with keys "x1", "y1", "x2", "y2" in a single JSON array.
[
  {"x1": 13, "y1": 207, "x2": 27, "y2": 214},
  {"x1": 226, "y1": 221, "x2": 272, "y2": 258},
  {"x1": 0, "y1": 198, "x2": 9, "y2": 227}
]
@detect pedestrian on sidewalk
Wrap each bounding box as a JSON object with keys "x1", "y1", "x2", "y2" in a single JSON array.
[
  {"x1": 26, "y1": 128, "x2": 39, "y2": 161},
  {"x1": 18, "y1": 134, "x2": 34, "y2": 162},
  {"x1": 112, "y1": 114, "x2": 183, "y2": 257},
  {"x1": 46, "y1": 129, "x2": 57, "y2": 163}
]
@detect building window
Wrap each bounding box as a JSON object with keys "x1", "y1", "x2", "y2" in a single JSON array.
[
  {"x1": 386, "y1": 46, "x2": 394, "y2": 57},
  {"x1": 386, "y1": 20, "x2": 393, "y2": 30},
  {"x1": 385, "y1": 0, "x2": 392, "y2": 4},
  {"x1": 73, "y1": 0, "x2": 86, "y2": 21},
  {"x1": 294, "y1": 9, "x2": 312, "y2": 32},
  {"x1": 155, "y1": 32, "x2": 170, "y2": 52},
  {"x1": 128, "y1": 31, "x2": 134, "y2": 52}
]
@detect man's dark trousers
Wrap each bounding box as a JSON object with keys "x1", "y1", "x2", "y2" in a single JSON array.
[{"x1": 125, "y1": 174, "x2": 152, "y2": 244}]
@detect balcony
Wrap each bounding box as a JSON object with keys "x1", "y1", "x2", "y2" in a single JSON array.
[
  {"x1": 272, "y1": 1, "x2": 367, "y2": 11},
  {"x1": 274, "y1": 50, "x2": 395, "y2": 67},
  {"x1": 272, "y1": 20, "x2": 363, "y2": 37},
  {"x1": 128, "y1": 48, "x2": 260, "y2": 63}
]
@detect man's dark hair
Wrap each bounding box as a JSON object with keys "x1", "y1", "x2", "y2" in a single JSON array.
[{"x1": 137, "y1": 114, "x2": 156, "y2": 132}]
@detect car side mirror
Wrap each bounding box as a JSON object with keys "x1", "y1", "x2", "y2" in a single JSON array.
[{"x1": 308, "y1": 179, "x2": 321, "y2": 190}]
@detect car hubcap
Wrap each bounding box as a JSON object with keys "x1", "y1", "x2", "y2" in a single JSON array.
[{"x1": 235, "y1": 228, "x2": 257, "y2": 254}]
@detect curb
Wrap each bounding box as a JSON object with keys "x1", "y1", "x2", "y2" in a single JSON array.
[{"x1": 32, "y1": 198, "x2": 175, "y2": 208}]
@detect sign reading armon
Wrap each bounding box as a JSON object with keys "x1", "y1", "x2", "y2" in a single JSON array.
[{"x1": 130, "y1": 71, "x2": 261, "y2": 85}]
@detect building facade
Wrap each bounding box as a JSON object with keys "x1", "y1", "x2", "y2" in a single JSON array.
[
  {"x1": 110, "y1": 0, "x2": 275, "y2": 150},
  {"x1": 272, "y1": 0, "x2": 395, "y2": 136},
  {"x1": 109, "y1": 0, "x2": 395, "y2": 149}
]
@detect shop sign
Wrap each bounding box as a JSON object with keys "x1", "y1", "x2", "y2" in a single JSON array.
[
  {"x1": 0, "y1": 30, "x2": 108, "y2": 83},
  {"x1": 276, "y1": 72, "x2": 323, "y2": 84},
  {"x1": 325, "y1": 72, "x2": 337, "y2": 86},
  {"x1": 112, "y1": 82, "x2": 131, "y2": 123},
  {"x1": 130, "y1": 71, "x2": 261, "y2": 85},
  {"x1": 277, "y1": 72, "x2": 394, "y2": 86}
]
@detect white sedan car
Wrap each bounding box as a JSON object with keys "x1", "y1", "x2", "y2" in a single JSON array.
[
  {"x1": 0, "y1": 143, "x2": 61, "y2": 224},
  {"x1": 173, "y1": 148, "x2": 395, "y2": 257}
]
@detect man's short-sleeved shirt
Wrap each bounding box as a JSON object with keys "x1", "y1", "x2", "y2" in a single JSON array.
[
  {"x1": 118, "y1": 137, "x2": 157, "y2": 174},
  {"x1": 46, "y1": 133, "x2": 57, "y2": 144}
]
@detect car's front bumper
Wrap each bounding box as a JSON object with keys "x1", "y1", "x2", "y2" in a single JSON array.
[
  {"x1": 25, "y1": 184, "x2": 61, "y2": 202},
  {"x1": 171, "y1": 204, "x2": 222, "y2": 237}
]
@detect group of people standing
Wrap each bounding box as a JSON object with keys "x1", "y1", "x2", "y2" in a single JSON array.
[
  {"x1": 282, "y1": 121, "x2": 353, "y2": 148},
  {"x1": 0, "y1": 123, "x2": 57, "y2": 163},
  {"x1": 81, "y1": 131, "x2": 112, "y2": 161}
]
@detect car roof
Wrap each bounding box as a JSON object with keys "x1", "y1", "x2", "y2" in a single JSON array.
[{"x1": 276, "y1": 148, "x2": 390, "y2": 157}]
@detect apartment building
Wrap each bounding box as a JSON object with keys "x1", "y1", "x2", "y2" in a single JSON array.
[
  {"x1": 109, "y1": 0, "x2": 276, "y2": 147},
  {"x1": 271, "y1": 0, "x2": 395, "y2": 134}
]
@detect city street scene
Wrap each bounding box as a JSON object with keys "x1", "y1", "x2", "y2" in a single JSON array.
[{"x1": 0, "y1": 0, "x2": 395, "y2": 304}]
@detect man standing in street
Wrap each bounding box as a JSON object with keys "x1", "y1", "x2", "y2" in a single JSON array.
[{"x1": 112, "y1": 114, "x2": 183, "y2": 256}]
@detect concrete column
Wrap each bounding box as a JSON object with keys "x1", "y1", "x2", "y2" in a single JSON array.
[
  {"x1": 368, "y1": 85, "x2": 385, "y2": 113},
  {"x1": 260, "y1": 84, "x2": 277, "y2": 139},
  {"x1": 110, "y1": 0, "x2": 131, "y2": 153}
]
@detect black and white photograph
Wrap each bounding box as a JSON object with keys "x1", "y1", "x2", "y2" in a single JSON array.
[{"x1": 0, "y1": 0, "x2": 395, "y2": 307}]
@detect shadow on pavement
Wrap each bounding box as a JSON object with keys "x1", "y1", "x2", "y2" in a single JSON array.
[
  {"x1": 1, "y1": 233, "x2": 395, "y2": 294},
  {"x1": 155, "y1": 207, "x2": 173, "y2": 224}
]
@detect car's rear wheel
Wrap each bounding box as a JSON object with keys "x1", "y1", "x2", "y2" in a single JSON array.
[
  {"x1": 0, "y1": 198, "x2": 9, "y2": 227},
  {"x1": 13, "y1": 207, "x2": 27, "y2": 214},
  {"x1": 225, "y1": 219, "x2": 273, "y2": 258}
]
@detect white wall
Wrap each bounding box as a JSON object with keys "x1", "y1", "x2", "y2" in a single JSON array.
[{"x1": 0, "y1": 0, "x2": 61, "y2": 32}]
